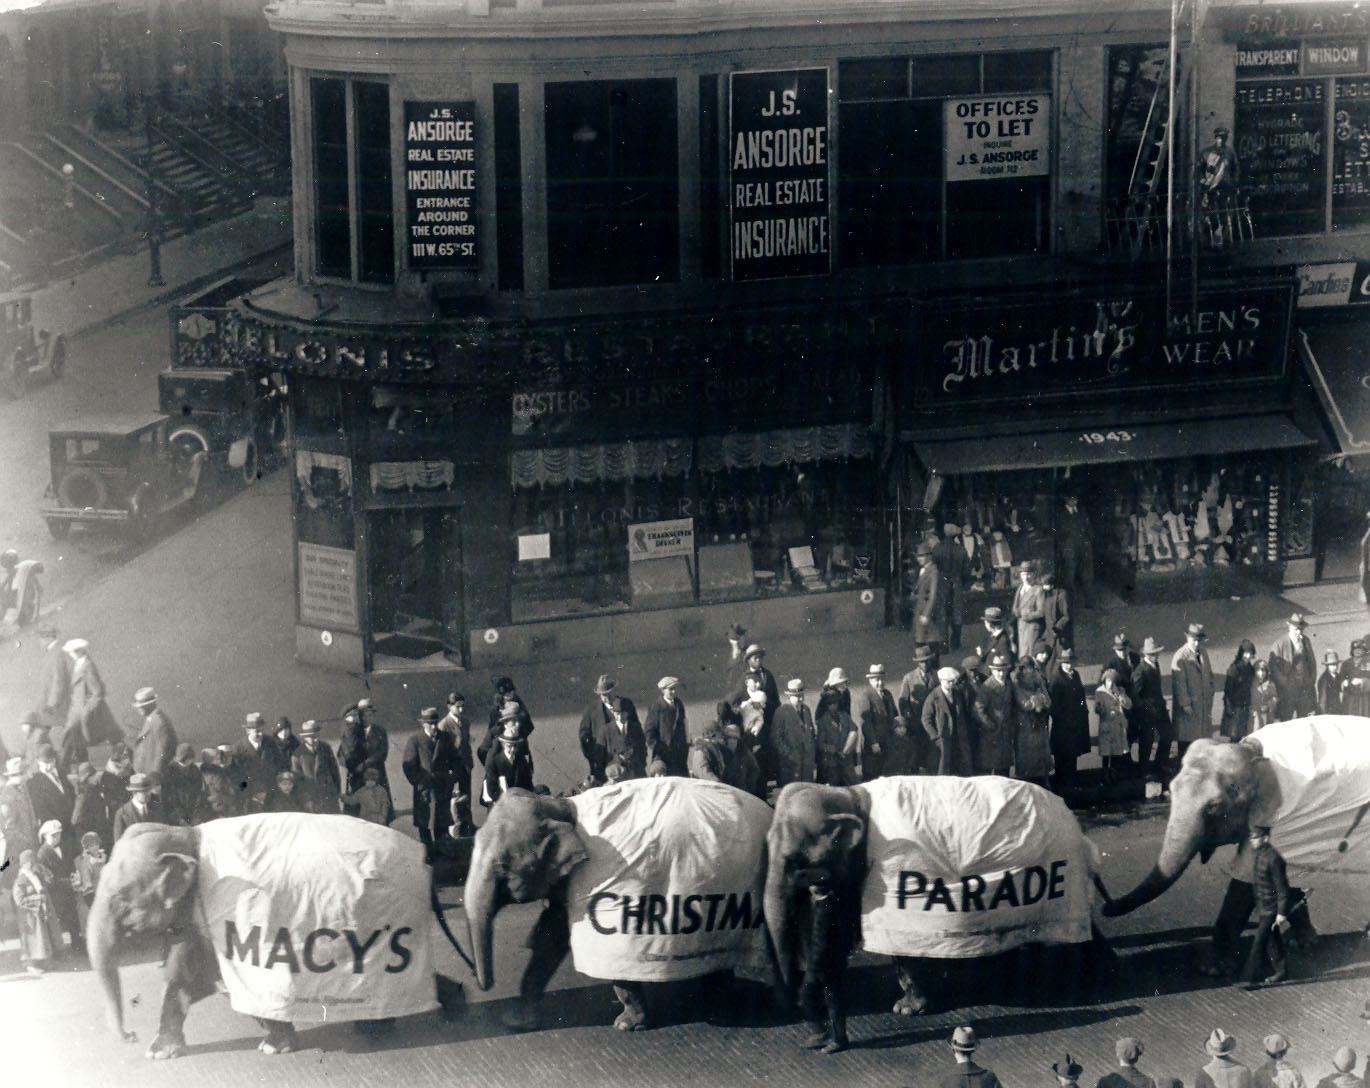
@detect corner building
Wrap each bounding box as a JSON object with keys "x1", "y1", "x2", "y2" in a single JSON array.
[{"x1": 245, "y1": 0, "x2": 1364, "y2": 672}]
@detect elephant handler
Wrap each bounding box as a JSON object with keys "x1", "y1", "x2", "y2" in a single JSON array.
[{"x1": 1238, "y1": 825, "x2": 1291, "y2": 990}]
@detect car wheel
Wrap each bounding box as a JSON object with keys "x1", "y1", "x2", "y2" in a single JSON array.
[
  {"x1": 47, "y1": 336, "x2": 66, "y2": 380},
  {"x1": 169, "y1": 428, "x2": 214, "y2": 504},
  {"x1": 45, "y1": 519, "x2": 70, "y2": 540},
  {"x1": 239, "y1": 437, "x2": 259, "y2": 485}
]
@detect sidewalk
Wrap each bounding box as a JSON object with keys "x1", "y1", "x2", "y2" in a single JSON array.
[{"x1": 26, "y1": 196, "x2": 292, "y2": 337}]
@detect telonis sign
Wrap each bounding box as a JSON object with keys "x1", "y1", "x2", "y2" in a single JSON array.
[{"x1": 909, "y1": 282, "x2": 1294, "y2": 409}]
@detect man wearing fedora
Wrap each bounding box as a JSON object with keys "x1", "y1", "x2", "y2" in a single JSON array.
[
  {"x1": 1197, "y1": 1028, "x2": 1253, "y2": 1088},
  {"x1": 772, "y1": 677, "x2": 817, "y2": 787},
  {"x1": 973, "y1": 653, "x2": 1015, "y2": 777},
  {"x1": 1106, "y1": 633, "x2": 1142, "y2": 761},
  {"x1": 578, "y1": 675, "x2": 645, "y2": 783},
  {"x1": 1135, "y1": 636, "x2": 1172, "y2": 776},
  {"x1": 232, "y1": 711, "x2": 289, "y2": 801},
  {"x1": 729, "y1": 643, "x2": 780, "y2": 766},
  {"x1": 63, "y1": 638, "x2": 121, "y2": 748},
  {"x1": 1011, "y1": 562, "x2": 1045, "y2": 668},
  {"x1": 850, "y1": 664, "x2": 898, "y2": 780},
  {"x1": 1039, "y1": 567, "x2": 1072, "y2": 663},
  {"x1": 1048, "y1": 647, "x2": 1090, "y2": 794},
  {"x1": 934, "y1": 522, "x2": 968, "y2": 649},
  {"x1": 130, "y1": 687, "x2": 178, "y2": 782},
  {"x1": 403, "y1": 707, "x2": 458, "y2": 848},
  {"x1": 912, "y1": 542, "x2": 945, "y2": 653},
  {"x1": 899, "y1": 646, "x2": 937, "y2": 744},
  {"x1": 1054, "y1": 1054, "x2": 1085, "y2": 1088},
  {"x1": 939, "y1": 1025, "x2": 1003, "y2": 1088},
  {"x1": 30, "y1": 625, "x2": 70, "y2": 731},
  {"x1": 973, "y1": 607, "x2": 1016, "y2": 676},
  {"x1": 922, "y1": 666, "x2": 974, "y2": 776},
  {"x1": 1172, "y1": 623, "x2": 1215, "y2": 765},
  {"x1": 292, "y1": 720, "x2": 342, "y2": 815},
  {"x1": 112, "y1": 772, "x2": 164, "y2": 842},
  {"x1": 1269, "y1": 614, "x2": 1318, "y2": 721},
  {"x1": 1253, "y1": 1033, "x2": 1305, "y2": 1088},
  {"x1": 645, "y1": 676, "x2": 689, "y2": 777},
  {"x1": 1098, "y1": 1036, "x2": 1157, "y2": 1088}
]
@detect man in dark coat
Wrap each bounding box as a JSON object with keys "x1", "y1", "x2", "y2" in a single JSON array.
[
  {"x1": 198, "y1": 745, "x2": 239, "y2": 820},
  {"x1": 232, "y1": 712, "x2": 289, "y2": 800},
  {"x1": 292, "y1": 720, "x2": 342, "y2": 814},
  {"x1": 402, "y1": 706, "x2": 457, "y2": 846},
  {"x1": 1048, "y1": 648, "x2": 1090, "y2": 794},
  {"x1": 972, "y1": 653, "x2": 1016, "y2": 776},
  {"x1": 438, "y1": 692, "x2": 475, "y2": 836},
  {"x1": 478, "y1": 679, "x2": 534, "y2": 766},
  {"x1": 850, "y1": 664, "x2": 898, "y2": 780},
  {"x1": 1056, "y1": 493, "x2": 1095, "y2": 608},
  {"x1": 972, "y1": 607, "x2": 1015, "y2": 675},
  {"x1": 728, "y1": 643, "x2": 780, "y2": 780},
  {"x1": 1239, "y1": 825, "x2": 1291, "y2": 989},
  {"x1": 921, "y1": 667, "x2": 973, "y2": 776},
  {"x1": 934, "y1": 523, "x2": 969, "y2": 650},
  {"x1": 63, "y1": 639, "x2": 121, "y2": 747},
  {"x1": 112, "y1": 772, "x2": 165, "y2": 841},
  {"x1": 25, "y1": 743, "x2": 74, "y2": 835},
  {"x1": 578, "y1": 675, "x2": 645, "y2": 782},
  {"x1": 898, "y1": 645, "x2": 937, "y2": 756},
  {"x1": 1134, "y1": 636, "x2": 1172, "y2": 775},
  {"x1": 1105, "y1": 633, "x2": 1142, "y2": 759},
  {"x1": 1268, "y1": 613, "x2": 1318, "y2": 720},
  {"x1": 771, "y1": 677, "x2": 818, "y2": 787},
  {"x1": 160, "y1": 744, "x2": 202, "y2": 825},
  {"x1": 1039, "y1": 570, "x2": 1072, "y2": 659},
  {"x1": 130, "y1": 687, "x2": 178, "y2": 782},
  {"x1": 340, "y1": 699, "x2": 392, "y2": 796},
  {"x1": 36, "y1": 818, "x2": 82, "y2": 954},
  {"x1": 644, "y1": 676, "x2": 690, "y2": 777},
  {"x1": 912, "y1": 544, "x2": 945, "y2": 653},
  {"x1": 940, "y1": 1025, "x2": 1004, "y2": 1088}
]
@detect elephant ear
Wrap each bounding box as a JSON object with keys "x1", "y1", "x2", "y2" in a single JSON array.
[
  {"x1": 153, "y1": 852, "x2": 198, "y2": 910},
  {"x1": 538, "y1": 819, "x2": 588, "y2": 882},
  {"x1": 823, "y1": 812, "x2": 864, "y2": 854}
]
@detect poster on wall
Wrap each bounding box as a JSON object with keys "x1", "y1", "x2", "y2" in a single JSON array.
[
  {"x1": 298, "y1": 542, "x2": 360, "y2": 631},
  {"x1": 627, "y1": 518, "x2": 695, "y2": 562},
  {"x1": 1334, "y1": 78, "x2": 1370, "y2": 228},
  {"x1": 404, "y1": 101, "x2": 477, "y2": 270},
  {"x1": 944, "y1": 95, "x2": 1051, "y2": 183},
  {"x1": 1235, "y1": 80, "x2": 1326, "y2": 235},
  {"x1": 729, "y1": 68, "x2": 831, "y2": 281}
]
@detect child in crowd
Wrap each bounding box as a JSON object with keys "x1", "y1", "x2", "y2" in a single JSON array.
[
  {"x1": 1251, "y1": 662, "x2": 1280, "y2": 729},
  {"x1": 344, "y1": 766, "x2": 394, "y2": 826},
  {"x1": 73, "y1": 831, "x2": 107, "y2": 923}
]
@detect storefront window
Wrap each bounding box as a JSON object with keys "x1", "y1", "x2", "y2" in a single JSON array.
[
  {"x1": 309, "y1": 76, "x2": 394, "y2": 284},
  {"x1": 837, "y1": 50, "x2": 1052, "y2": 266},
  {"x1": 544, "y1": 79, "x2": 679, "y2": 289}
]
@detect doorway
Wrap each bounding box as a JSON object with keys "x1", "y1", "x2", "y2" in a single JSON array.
[{"x1": 367, "y1": 505, "x2": 464, "y2": 667}]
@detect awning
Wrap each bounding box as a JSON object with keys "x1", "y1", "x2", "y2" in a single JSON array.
[
  {"x1": 914, "y1": 414, "x2": 1315, "y2": 475},
  {"x1": 1297, "y1": 324, "x2": 1370, "y2": 455}
]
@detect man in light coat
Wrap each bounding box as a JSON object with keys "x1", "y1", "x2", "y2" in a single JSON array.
[
  {"x1": 1171, "y1": 623, "x2": 1215, "y2": 761},
  {"x1": 1011, "y1": 563, "x2": 1045, "y2": 666}
]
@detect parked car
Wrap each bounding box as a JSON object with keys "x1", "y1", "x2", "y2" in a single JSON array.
[
  {"x1": 1, "y1": 294, "x2": 66, "y2": 398},
  {"x1": 158, "y1": 366, "x2": 286, "y2": 489},
  {"x1": 39, "y1": 414, "x2": 208, "y2": 540}
]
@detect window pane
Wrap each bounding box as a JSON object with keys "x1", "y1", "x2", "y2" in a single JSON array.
[
  {"x1": 946, "y1": 177, "x2": 1048, "y2": 257},
  {"x1": 1235, "y1": 79, "x2": 1326, "y2": 236},
  {"x1": 354, "y1": 82, "x2": 393, "y2": 283},
  {"x1": 838, "y1": 100, "x2": 939, "y2": 265},
  {"x1": 545, "y1": 79, "x2": 679, "y2": 288},
  {"x1": 839, "y1": 57, "x2": 908, "y2": 101},
  {"x1": 699, "y1": 74, "x2": 721, "y2": 278},
  {"x1": 910, "y1": 55, "x2": 979, "y2": 98},
  {"x1": 1333, "y1": 77, "x2": 1370, "y2": 230},
  {"x1": 494, "y1": 82, "x2": 524, "y2": 290},
  {"x1": 1104, "y1": 44, "x2": 1168, "y2": 207},
  {"x1": 984, "y1": 51, "x2": 1052, "y2": 93},
  {"x1": 355, "y1": 81, "x2": 390, "y2": 152},
  {"x1": 312, "y1": 78, "x2": 350, "y2": 277}
]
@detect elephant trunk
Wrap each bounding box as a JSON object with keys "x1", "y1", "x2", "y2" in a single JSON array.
[
  {"x1": 85, "y1": 881, "x2": 125, "y2": 1039},
  {"x1": 763, "y1": 845, "x2": 794, "y2": 991},
  {"x1": 464, "y1": 839, "x2": 499, "y2": 992},
  {"x1": 1103, "y1": 806, "x2": 1205, "y2": 917}
]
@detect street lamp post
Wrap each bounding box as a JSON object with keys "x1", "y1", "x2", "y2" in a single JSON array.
[{"x1": 145, "y1": 96, "x2": 164, "y2": 287}]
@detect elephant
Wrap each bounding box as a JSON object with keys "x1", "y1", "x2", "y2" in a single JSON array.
[
  {"x1": 766, "y1": 776, "x2": 1110, "y2": 1051},
  {"x1": 465, "y1": 777, "x2": 775, "y2": 1033},
  {"x1": 1103, "y1": 717, "x2": 1370, "y2": 976},
  {"x1": 88, "y1": 814, "x2": 463, "y2": 1060}
]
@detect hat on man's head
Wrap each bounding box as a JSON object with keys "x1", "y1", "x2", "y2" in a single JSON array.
[
  {"x1": 63, "y1": 638, "x2": 89, "y2": 654},
  {"x1": 938, "y1": 666, "x2": 961, "y2": 682},
  {"x1": 786, "y1": 678, "x2": 806, "y2": 696},
  {"x1": 987, "y1": 652, "x2": 1011, "y2": 670},
  {"x1": 743, "y1": 643, "x2": 766, "y2": 659},
  {"x1": 867, "y1": 664, "x2": 886, "y2": 678},
  {"x1": 1333, "y1": 1048, "x2": 1357, "y2": 1073},
  {"x1": 1325, "y1": 650, "x2": 1340, "y2": 665},
  {"x1": 658, "y1": 676, "x2": 682, "y2": 691},
  {"x1": 357, "y1": 697, "x2": 375, "y2": 711},
  {"x1": 1113, "y1": 633, "x2": 1130, "y2": 649},
  {"x1": 1214, "y1": 125, "x2": 1230, "y2": 137},
  {"x1": 1057, "y1": 647, "x2": 1076, "y2": 663},
  {"x1": 1262, "y1": 1034, "x2": 1289, "y2": 1058},
  {"x1": 244, "y1": 711, "x2": 265, "y2": 728},
  {"x1": 950, "y1": 1026, "x2": 978, "y2": 1052},
  {"x1": 1205, "y1": 1029, "x2": 1236, "y2": 1057},
  {"x1": 913, "y1": 645, "x2": 937, "y2": 663},
  {"x1": 1116, "y1": 1038, "x2": 1143, "y2": 1063},
  {"x1": 1185, "y1": 623, "x2": 1207, "y2": 640},
  {"x1": 5, "y1": 756, "x2": 24, "y2": 777},
  {"x1": 943, "y1": 522, "x2": 960, "y2": 535},
  {"x1": 499, "y1": 701, "x2": 521, "y2": 722},
  {"x1": 133, "y1": 687, "x2": 157, "y2": 708},
  {"x1": 127, "y1": 772, "x2": 154, "y2": 792},
  {"x1": 916, "y1": 543, "x2": 936, "y2": 559},
  {"x1": 1288, "y1": 613, "x2": 1308, "y2": 629},
  {"x1": 594, "y1": 674, "x2": 617, "y2": 696},
  {"x1": 299, "y1": 719, "x2": 320, "y2": 737},
  {"x1": 1033, "y1": 640, "x2": 1052, "y2": 658},
  {"x1": 984, "y1": 606, "x2": 1006, "y2": 623},
  {"x1": 1142, "y1": 636, "x2": 1165, "y2": 656},
  {"x1": 39, "y1": 819, "x2": 63, "y2": 839},
  {"x1": 825, "y1": 667, "x2": 849, "y2": 687},
  {"x1": 1053, "y1": 1055, "x2": 1083, "y2": 1079},
  {"x1": 419, "y1": 707, "x2": 440, "y2": 724}
]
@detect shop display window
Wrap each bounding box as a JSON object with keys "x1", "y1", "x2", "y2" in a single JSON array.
[{"x1": 509, "y1": 458, "x2": 876, "y2": 621}]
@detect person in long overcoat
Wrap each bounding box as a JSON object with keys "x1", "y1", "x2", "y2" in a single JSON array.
[
  {"x1": 197, "y1": 746, "x2": 240, "y2": 820},
  {"x1": 232, "y1": 713, "x2": 290, "y2": 800},
  {"x1": 1039, "y1": 570, "x2": 1072, "y2": 660},
  {"x1": 402, "y1": 707, "x2": 457, "y2": 845},
  {"x1": 850, "y1": 664, "x2": 898, "y2": 780},
  {"x1": 934, "y1": 523, "x2": 969, "y2": 649},
  {"x1": 12, "y1": 849, "x2": 63, "y2": 972},
  {"x1": 772, "y1": 678, "x2": 818, "y2": 787},
  {"x1": 340, "y1": 702, "x2": 391, "y2": 795},
  {"x1": 1011, "y1": 644, "x2": 1053, "y2": 785},
  {"x1": 292, "y1": 720, "x2": 342, "y2": 814},
  {"x1": 1094, "y1": 670, "x2": 1132, "y2": 782},
  {"x1": 160, "y1": 745, "x2": 202, "y2": 826},
  {"x1": 1011, "y1": 565, "x2": 1045, "y2": 668},
  {"x1": 1268, "y1": 614, "x2": 1318, "y2": 721},
  {"x1": 1220, "y1": 640, "x2": 1257, "y2": 740},
  {"x1": 814, "y1": 678, "x2": 858, "y2": 786},
  {"x1": 63, "y1": 640, "x2": 121, "y2": 748},
  {"x1": 1339, "y1": 640, "x2": 1370, "y2": 716},
  {"x1": 1104, "y1": 633, "x2": 1142, "y2": 755},
  {"x1": 921, "y1": 667, "x2": 973, "y2": 776},
  {"x1": 130, "y1": 688, "x2": 178, "y2": 781},
  {"x1": 644, "y1": 677, "x2": 690, "y2": 777},
  {"x1": 1317, "y1": 651, "x2": 1345, "y2": 715},
  {"x1": 35, "y1": 820, "x2": 81, "y2": 952},
  {"x1": 972, "y1": 653, "x2": 1016, "y2": 775},
  {"x1": 31, "y1": 627, "x2": 70, "y2": 730},
  {"x1": 1171, "y1": 623, "x2": 1215, "y2": 759},
  {"x1": 912, "y1": 544, "x2": 945, "y2": 651},
  {"x1": 579, "y1": 679, "x2": 646, "y2": 782},
  {"x1": 1134, "y1": 637, "x2": 1172, "y2": 773},
  {"x1": 1048, "y1": 648, "x2": 1089, "y2": 793},
  {"x1": 26, "y1": 745, "x2": 75, "y2": 834},
  {"x1": 972, "y1": 607, "x2": 1016, "y2": 675},
  {"x1": 478, "y1": 679, "x2": 535, "y2": 766}
]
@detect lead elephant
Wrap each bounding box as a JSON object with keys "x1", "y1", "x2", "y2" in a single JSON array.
[
  {"x1": 1103, "y1": 716, "x2": 1370, "y2": 975},
  {"x1": 766, "y1": 776, "x2": 1110, "y2": 1052},
  {"x1": 465, "y1": 778, "x2": 775, "y2": 1032},
  {"x1": 89, "y1": 814, "x2": 462, "y2": 1059}
]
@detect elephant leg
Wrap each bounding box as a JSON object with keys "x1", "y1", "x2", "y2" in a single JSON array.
[
  {"x1": 147, "y1": 934, "x2": 218, "y2": 1060},
  {"x1": 611, "y1": 982, "x2": 648, "y2": 1031},
  {"x1": 797, "y1": 971, "x2": 830, "y2": 1049},
  {"x1": 505, "y1": 900, "x2": 570, "y2": 1032},
  {"x1": 255, "y1": 1018, "x2": 298, "y2": 1054},
  {"x1": 1206, "y1": 879, "x2": 1254, "y2": 976},
  {"x1": 892, "y1": 957, "x2": 929, "y2": 1016},
  {"x1": 821, "y1": 957, "x2": 849, "y2": 1054}
]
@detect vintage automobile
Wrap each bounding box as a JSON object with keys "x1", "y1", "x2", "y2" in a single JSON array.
[
  {"x1": 158, "y1": 366, "x2": 286, "y2": 489},
  {"x1": 40, "y1": 414, "x2": 207, "y2": 540},
  {"x1": 1, "y1": 294, "x2": 66, "y2": 398}
]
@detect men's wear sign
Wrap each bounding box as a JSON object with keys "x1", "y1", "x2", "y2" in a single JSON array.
[
  {"x1": 627, "y1": 518, "x2": 694, "y2": 562},
  {"x1": 729, "y1": 68, "x2": 831, "y2": 281},
  {"x1": 197, "y1": 814, "x2": 438, "y2": 1023},
  {"x1": 944, "y1": 95, "x2": 1051, "y2": 182},
  {"x1": 404, "y1": 101, "x2": 477, "y2": 269}
]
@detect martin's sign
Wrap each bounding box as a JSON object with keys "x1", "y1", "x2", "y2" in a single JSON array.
[{"x1": 908, "y1": 281, "x2": 1294, "y2": 410}]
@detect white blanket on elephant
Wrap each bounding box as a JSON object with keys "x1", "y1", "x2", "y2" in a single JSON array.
[
  {"x1": 195, "y1": 814, "x2": 438, "y2": 1023},
  {"x1": 566, "y1": 778, "x2": 773, "y2": 983},
  {"x1": 1245, "y1": 716, "x2": 1370, "y2": 877},
  {"x1": 859, "y1": 776, "x2": 1097, "y2": 958}
]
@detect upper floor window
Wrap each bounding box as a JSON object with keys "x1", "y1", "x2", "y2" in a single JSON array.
[
  {"x1": 544, "y1": 79, "x2": 679, "y2": 289},
  {"x1": 837, "y1": 51, "x2": 1052, "y2": 265},
  {"x1": 312, "y1": 77, "x2": 394, "y2": 284}
]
